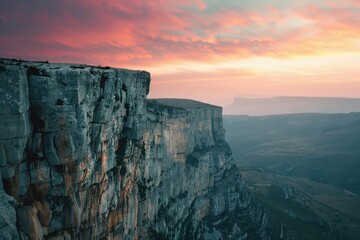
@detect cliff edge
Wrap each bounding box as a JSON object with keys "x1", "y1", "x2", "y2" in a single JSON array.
[{"x1": 0, "y1": 59, "x2": 267, "y2": 240}]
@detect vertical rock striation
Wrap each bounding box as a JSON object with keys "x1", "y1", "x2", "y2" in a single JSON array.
[
  {"x1": 140, "y1": 99, "x2": 267, "y2": 239},
  {"x1": 0, "y1": 59, "x2": 267, "y2": 240}
]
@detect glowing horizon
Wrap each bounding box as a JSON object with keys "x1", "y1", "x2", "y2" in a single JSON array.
[{"x1": 1, "y1": 0, "x2": 359, "y2": 106}]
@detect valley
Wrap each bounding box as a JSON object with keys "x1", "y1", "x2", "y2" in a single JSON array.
[
  {"x1": 240, "y1": 168, "x2": 360, "y2": 240},
  {"x1": 224, "y1": 113, "x2": 360, "y2": 239},
  {"x1": 224, "y1": 113, "x2": 360, "y2": 195}
]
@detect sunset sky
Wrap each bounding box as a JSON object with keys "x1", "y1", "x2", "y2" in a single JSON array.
[{"x1": 1, "y1": 0, "x2": 359, "y2": 105}]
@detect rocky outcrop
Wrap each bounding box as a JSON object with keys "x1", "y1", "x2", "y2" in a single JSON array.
[
  {"x1": 0, "y1": 59, "x2": 267, "y2": 239},
  {"x1": 0, "y1": 176, "x2": 19, "y2": 240},
  {"x1": 142, "y1": 99, "x2": 267, "y2": 239}
]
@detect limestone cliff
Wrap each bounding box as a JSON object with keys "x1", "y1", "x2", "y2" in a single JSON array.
[{"x1": 0, "y1": 59, "x2": 267, "y2": 240}]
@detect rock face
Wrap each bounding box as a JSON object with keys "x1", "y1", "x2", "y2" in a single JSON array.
[{"x1": 0, "y1": 59, "x2": 267, "y2": 240}]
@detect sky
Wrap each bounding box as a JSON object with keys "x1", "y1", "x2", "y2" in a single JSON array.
[{"x1": 1, "y1": 0, "x2": 359, "y2": 105}]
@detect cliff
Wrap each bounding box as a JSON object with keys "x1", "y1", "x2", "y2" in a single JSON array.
[{"x1": 0, "y1": 59, "x2": 267, "y2": 240}]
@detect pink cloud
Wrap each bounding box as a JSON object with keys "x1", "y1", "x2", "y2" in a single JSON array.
[{"x1": 0, "y1": 0, "x2": 359, "y2": 68}]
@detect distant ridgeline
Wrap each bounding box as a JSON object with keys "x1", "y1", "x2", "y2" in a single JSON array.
[
  {"x1": 224, "y1": 97, "x2": 360, "y2": 115},
  {"x1": 0, "y1": 58, "x2": 267, "y2": 240}
]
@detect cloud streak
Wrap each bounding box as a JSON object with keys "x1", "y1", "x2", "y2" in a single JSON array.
[
  {"x1": 1, "y1": 0, "x2": 359, "y2": 103},
  {"x1": 1, "y1": 0, "x2": 359, "y2": 65}
]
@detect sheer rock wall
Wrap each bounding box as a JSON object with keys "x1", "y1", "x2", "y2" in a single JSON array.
[{"x1": 0, "y1": 59, "x2": 267, "y2": 240}]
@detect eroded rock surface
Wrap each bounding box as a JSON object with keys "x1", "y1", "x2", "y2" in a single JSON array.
[{"x1": 0, "y1": 59, "x2": 267, "y2": 240}]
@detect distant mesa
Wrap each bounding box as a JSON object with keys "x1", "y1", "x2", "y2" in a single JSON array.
[
  {"x1": 224, "y1": 96, "x2": 360, "y2": 115},
  {"x1": 149, "y1": 98, "x2": 221, "y2": 109}
]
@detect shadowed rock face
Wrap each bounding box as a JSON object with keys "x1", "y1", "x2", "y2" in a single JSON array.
[{"x1": 0, "y1": 59, "x2": 267, "y2": 240}]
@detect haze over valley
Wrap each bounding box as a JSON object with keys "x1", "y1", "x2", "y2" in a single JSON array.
[
  {"x1": 224, "y1": 111, "x2": 360, "y2": 239},
  {"x1": 224, "y1": 96, "x2": 360, "y2": 115}
]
